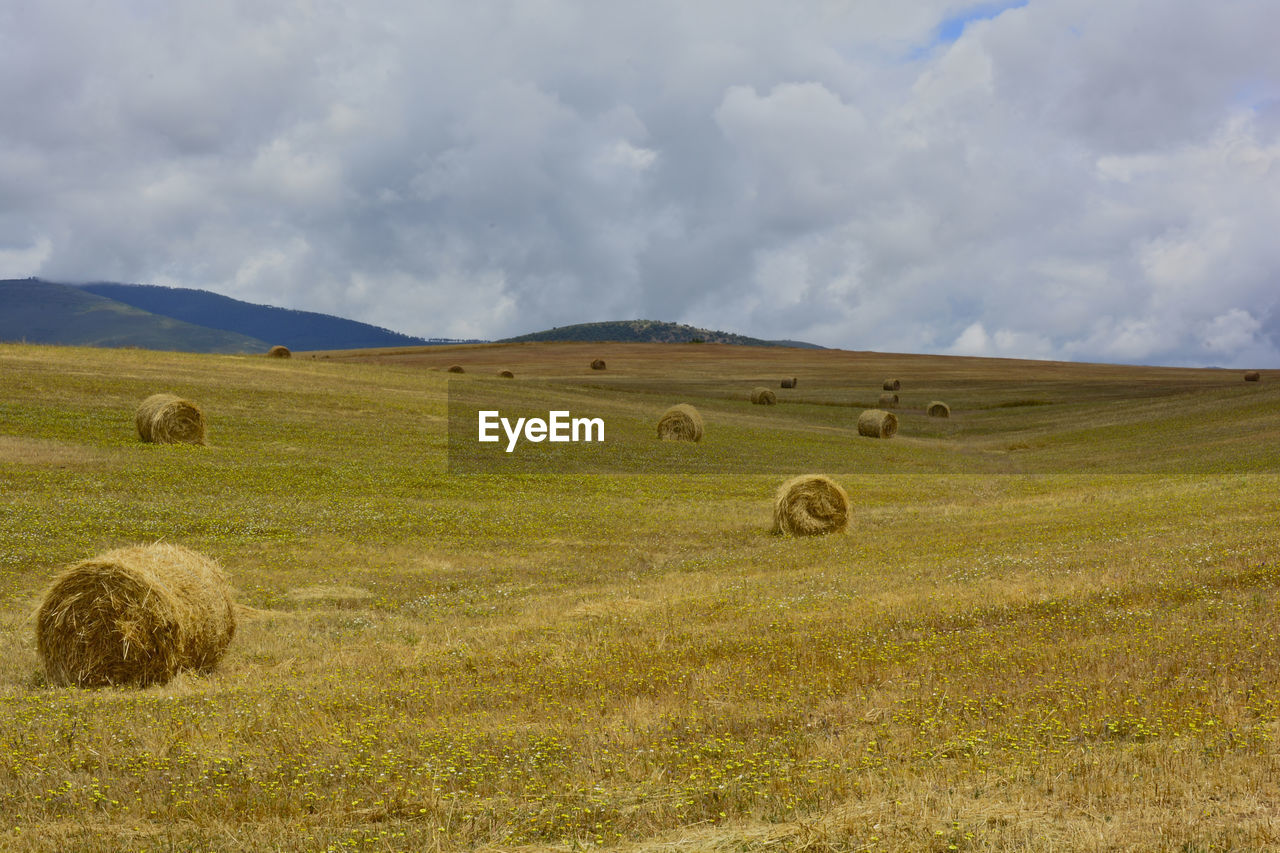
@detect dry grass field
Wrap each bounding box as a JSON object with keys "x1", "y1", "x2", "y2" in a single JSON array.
[{"x1": 1, "y1": 340, "x2": 1278, "y2": 851}]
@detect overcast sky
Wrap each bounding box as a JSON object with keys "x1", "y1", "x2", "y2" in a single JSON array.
[{"x1": 2, "y1": 1, "x2": 1278, "y2": 365}]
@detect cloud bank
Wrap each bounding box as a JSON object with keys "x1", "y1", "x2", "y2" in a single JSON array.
[{"x1": 2, "y1": 0, "x2": 1278, "y2": 365}]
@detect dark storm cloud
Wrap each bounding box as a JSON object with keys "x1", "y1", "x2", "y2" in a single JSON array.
[{"x1": 2, "y1": 0, "x2": 1278, "y2": 365}]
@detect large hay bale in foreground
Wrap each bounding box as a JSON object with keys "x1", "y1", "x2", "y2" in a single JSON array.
[
  {"x1": 657, "y1": 404, "x2": 704, "y2": 442},
  {"x1": 927, "y1": 401, "x2": 950, "y2": 417},
  {"x1": 882, "y1": 378, "x2": 901, "y2": 391},
  {"x1": 750, "y1": 387, "x2": 777, "y2": 405},
  {"x1": 135, "y1": 394, "x2": 206, "y2": 445},
  {"x1": 773, "y1": 475, "x2": 850, "y2": 536},
  {"x1": 35, "y1": 543, "x2": 236, "y2": 688},
  {"x1": 1244, "y1": 371, "x2": 1261, "y2": 382},
  {"x1": 857, "y1": 409, "x2": 898, "y2": 438},
  {"x1": 498, "y1": 370, "x2": 515, "y2": 378},
  {"x1": 877, "y1": 393, "x2": 899, "y2": 408},
  {"x1": 447, "y1": 365, "x2": 465, "y2": 374},
  {"x1": 267, "y1": 345, "x2": 291, "y2": 358},
  {"x1": 591, "y1": 359, "x2": 607, "y2": 370}
]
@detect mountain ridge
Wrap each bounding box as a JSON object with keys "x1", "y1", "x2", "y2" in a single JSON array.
[{"x1": 499, "y1": 319, "x2": 824, "y2": 348}]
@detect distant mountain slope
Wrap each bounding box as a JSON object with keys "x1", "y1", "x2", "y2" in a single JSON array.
[
  {"x1": 500, "y1": 319, "x2": 824, "y2": 348},
  {"x1": 77, "y1": 282, "x2": 438, "y2": 351},
  {"x1": 0, "y1": 279, "x2": 272, "y2": 353}
]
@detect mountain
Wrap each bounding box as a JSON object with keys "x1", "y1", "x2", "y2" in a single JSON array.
[
  {"x1": 0, "y1": 279, "x2": 272, "y2": 353},
  {"x1": 500, "y1": 319, "x2": 824, "y2": 348},
  {"x1": 76, "y1": 282, "x2": 440, "y2": 351}
]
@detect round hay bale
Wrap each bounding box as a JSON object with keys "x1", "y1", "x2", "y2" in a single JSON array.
[
  {"x1": 135, "y1": 394, "x2": 206, "y2": 445},
  {"x1": 657, "y1": 403, "x2": 704, "y2": 442},
  {"x1": 882, "y1": 379, "x2": 901, "y2": 391},
  {"x1": 750, "y1": 387, "x2": 777, "y2": 405},
  {"x1": 772, "y1": 474, "x2": 849, "y2": 537},
  {"x1": 267, "y1": 345, "x2": 291, "y2": 358},
  {"x1": 447, "y1": 365, "x2": 465, "y2": 374},
  {"x1": 35, "y1": 543, "x2": 236, "y2": 688},
  {"x1": 927, "y1": 401, "x2": 950, "y2": 417},
  {"x1": 857, "y1": 409, "x2": 898, "y2": 439},
  {"x1": 1244, "y1": 371, "x2": 1260, "y2": 382},
  {"x1": 877, "y1": 393, "x2": 899, "y2": 408},
  {"x1": 498, "y1": 370, "x2": 515, "y2": 378},
  {"x1": 780, "y1": 378, "x2": 795, "y2": 389},
  {"x1": 591, "y1": 359, "x2": 607, "y2": 370}
]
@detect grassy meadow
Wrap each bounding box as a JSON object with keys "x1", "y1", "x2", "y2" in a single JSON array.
[{"x1": 1, "y1": 340, "x2": 1278, "y2": 851}]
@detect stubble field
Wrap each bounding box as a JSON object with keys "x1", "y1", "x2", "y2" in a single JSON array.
[{"x1": 1, "y1": 340, "x2": 1278, "y2": 851}]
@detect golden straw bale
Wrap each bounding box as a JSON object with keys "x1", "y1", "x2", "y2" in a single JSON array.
[
  {"x1": 857, "y1": 409, "x2": 898, "y2": 438},
  {"x1": 657, "y1": 404, "x2": 704, "y2": 442},
  {"x1": 780, "y1": 378, "x2": 795, "y2": 389},
  {"x1": 135, "y1": 394, "x2": 206, "y2": 445},
  {"x1": 1244, "y1": 371, "x2": 1261, "y2": 382},
  {"x1": 750, "y1": 387, "x2": 777, "y2": 405},
  {"x1": 882, "y1": 378, "x2": 901, "y2": 391},
  {"x1": 877, "y1": 393, "x2": 899, "y2": 408},
  {"x1": 927, "y1": 401, "x2": 951, "y2": 417},
  {"x1": 267, "y1": 345, "x2": 291, "y2": 358},
  {"x1": 35, "y1": 543, "x2": 236, "y2": 688},
  {"x1": 447, "y1": 365, "x2": 465, "y2": 373},
  {"x1": 772, "y1": 475, "x2": 849, "y2": 536},
  {"x1": 591, "y1": 359, "x2": 607, "y2": 370},
  {"x1": 498, "y1": 370, "x2": 515, "y2": 378}
]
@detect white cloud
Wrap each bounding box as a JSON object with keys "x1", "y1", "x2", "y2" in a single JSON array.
[{"x1": 3, "y1": 0, "x2": 1280, "y2": 365}]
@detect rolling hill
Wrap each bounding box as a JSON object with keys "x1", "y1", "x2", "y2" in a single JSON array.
[
  {"x1": 0, "y1": 279, "x2": 271, "y2": 353},
  {"x1": 499, "y1": 319, "x2": 823, "y2": 348}
]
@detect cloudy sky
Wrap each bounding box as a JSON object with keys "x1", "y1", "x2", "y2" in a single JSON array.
[{"x1": 2, "y1": 0, "x2": 1278, "y2": 365}]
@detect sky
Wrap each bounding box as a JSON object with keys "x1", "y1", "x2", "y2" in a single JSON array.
[{"x1": 2, "y1": 0, "x2": 1279, "y2": 366}]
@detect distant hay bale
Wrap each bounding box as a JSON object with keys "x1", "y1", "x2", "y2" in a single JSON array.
[
  {"x1": 267, "y1": 345, "x2": 291, "y2": 358},
  {"x1": 498, "y1": 370, "x2": 515, "y2": 378},
  {"x1": 657, "y1": 404, "x2": 704, "y2": 442},
  {"x1": 780, "y1": 378, "x2": 796, "y2": 389},
  {"x1": 135, "y1": 394, "x2": 206, "y2": 445},
  {"x1": 772, "y1": 475, "x2": 849, "y2": 537},
  {"x1": 927, "y1": 401, "x2": 951, "y2": 417},
  {"x1": 750, "y1": 387, "x2": 777, "y2": 405},
  {"x1": 857, "y1": 409, "x2": 898, "y2": 439},
  {"x1": 35, "y1": 543, "x2": 236, "y2": 688},
  {"x1": 591, "y1": 359, "x2": 607, "y2": 370},
  {"x1": 882, "y1": 379, "x2": 901, "y2": 391},
  {"x1": 447, "y1": 365, "x2": 465, "y2": 374},
  {"x1": 877, "y1": 393, "x2": 899, "y2": 408},
  {"x1": 1244, "y1": 371, "x2": 1261, "y2": 382}
]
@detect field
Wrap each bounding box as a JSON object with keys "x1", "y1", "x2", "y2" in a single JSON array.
[{"x1": 1, "y1": 340, "x2": 1278, "y2": 852}]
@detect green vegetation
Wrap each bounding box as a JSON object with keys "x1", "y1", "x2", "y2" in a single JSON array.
[{"x1": 0, "y1": 342, "x2": 1277, "y2": 851}]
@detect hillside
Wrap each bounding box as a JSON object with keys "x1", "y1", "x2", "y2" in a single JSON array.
[
  {"x1": 77, "y1": 281, "x2": 444, "y2": 351},
  {"x1": 500, "y1": 319, "x2": 824, "y2": 348},
  {"x1": 0, "y1": 279, "x2": 271, "y2": 353},
  {"x1": 0, "y1": 341, "x2": 1277, "y2": 850}
]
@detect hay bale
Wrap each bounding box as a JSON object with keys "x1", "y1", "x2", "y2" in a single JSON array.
[
  {"x1": 591, "y1": 359, "x2": 607, "y2": 370},
  {"x1": 882, "y1": 379, "x2": 901, "y2": 391},
  {"x1": 877, "y1": 393, "x2": 899, "y2": 408},
  {"x1": 657, "y1": 404, "x2": 703, "y2": 442},
  {"x1": 267, "y1": 345, "x2": 291, "y2": 358},
  {"x1": 927, "y1": 401, "x2": 950, "y2": 417},
  {"x1": 447, "y1": 365, "x2": 465, "y2": 373},
  {"x1": 498, "y1": 370, "x2": 515, "y2": 378},
  {"x1": 780, "y1": 378, "x2": 795, "y2": 389},
  {"x1": 857, "y1": 409, "x2": 898, "y2": 438},
  {"x1": 135, "y1": 394, "x2": 206, "y2": 445},
  {"x1": 772, "y1": 475, "x2": 849, "y2": 536},
  {"x1": 750, "y1": 387, "x2": 777, "y2": 405},
  {"x1": 1244, "y1": 371, "x2": 1261, "y2": 382},
  {"x1": 35, "y1": 543, "x2": 236, "y2": 688}
]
